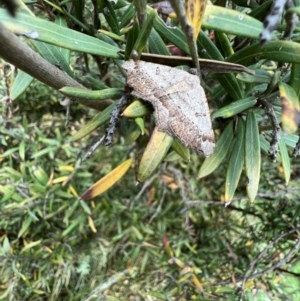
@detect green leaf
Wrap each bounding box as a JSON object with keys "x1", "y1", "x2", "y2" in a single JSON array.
[
  {"x1": 212, "y1": 97, "x2": 257, "y2": 119},
  {"x1": 203, "y1": 4, "x2": 263, "y2": 38},
  {"x1": 199, "y1": 120, "x2": 234, "y2": 178},
  {"x1": 224, "y1": 118, "x2": 245, "y2": 203},
  {"x1": 10, "y1": 71, "x2": 34, "y2": 100},
  {"x1": 215, "y1": 31, "x2": 234, "y2": 58},
  {"x1": 227, "y1": 41, "x2": 300, "y2": 66},
  {"x1": 245, "y1": 111, "x2": 261, "y2": 202},
  {"x1": 149, "y1": 28, "x2": 170, "y2": 55},
  {"x1": 124, "y1": 16, "x2": 140, "y2": 60},
  {"x1": 59, "y1": 87, "x2": 123, "y2": 100},
  {"x1": 0, "y1": 9, "x2": 121, "y2": 58},
  {"x1": 18, "y1": 216, "x2": 33, "y2": 238},
  {"x1": 101, "y1": 0, "x2": 120, "y2": 35},
  {"x1": 279, "y1": 136, "x2": 291, "y2": 184},
  {"x1": 249, "y1": 0, "x2": 273, "y2": 20},
  {"x1": 120, "y1": 118, "x2": 141, "y2": 145},
  {"x1": 81, "y1": 76, "x2": 109, "y2": 90},
  {"x1": 290, "y1": 63, "x2": 300, "y2": 99},
  {"x1": 19, "y1": 140, "x2": 26, "y2": 161},
  {"x1": 214, "y1": 73, "x2": 244, "y2": 100},
  {"x1": 119, "y1": 2, "x2": 135, "y2": 29},
  {"x1": 54, "y1": 15, "x2": 70, "y2": 62},
  {"x1": 32, "y1": 40, "x2": 73, "y2": 77},
  {"x1": 123, "y1": 100, "x2": 152, "y2": 118},
  {"x1": 151, "y1": 8, "x2": 190, "y2": 55},
  {"x1": 236, "y1": 69, "x2": 272, "y2": 84},
  {"x1": 133, "y1": 9, "x2": 157, "y2": 57},
  {"x1": 135, "y1": 117, "x2": 145, "y2": 135},
  {"x1": 172, "y1": 139, "x2": 190, "y2": 161},
  {"x1": 197, "y1": 32, "x2": 243, "y2": 100},
  {"x1": 137, "y1": 127, "x2": 173, "y2": 182},
  {"x1": 0, "y1": 185, "x2": 16, "y2": 204},
  {"x1": 72, "y1": 102, "x2": 117, "y2": 141}
]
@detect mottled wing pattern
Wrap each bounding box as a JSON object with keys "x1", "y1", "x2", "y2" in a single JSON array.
[{"x1": 122, "y1": 60, "x2": 215, "y2": 157}]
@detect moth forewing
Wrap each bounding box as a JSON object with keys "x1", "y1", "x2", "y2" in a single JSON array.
[{"x1": 123, "y1": 60, "x2": 215, "y2": 157}]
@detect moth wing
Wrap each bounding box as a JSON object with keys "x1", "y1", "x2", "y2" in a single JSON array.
[{"x1": 168, "y1": 85, "x2": 215, "y2": 157}]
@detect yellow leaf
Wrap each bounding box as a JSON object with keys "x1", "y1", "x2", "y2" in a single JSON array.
[
  {"x1": 69, "y1": 185, "x2": 78, "y2": 198},
  {"x1": 137, "y1": 127, "x2": 173, "y2": 182},
  {"x1": 80, "y1": 158, "x2": 132, "y2": 200},
  {"x1": 52, "y1": 176, "x2": 69, "y2": 184},
  {"x1": 58, "y1": 165, "x2": 74, "y2": 171},
  {"x1": 192, "y1": 274, "x2": 203, "y2": 291},
  {"x1": 88, "y1": 216, "x2": 97, "y2": 233},
  {"x1": 185, "y1": 0, "x2": 207, "y2": 40},
  {"x1": 279, "y1": 82, "x2": 300, "y2": 134}
]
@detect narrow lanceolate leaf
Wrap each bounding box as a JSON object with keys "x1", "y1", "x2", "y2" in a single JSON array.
[
  {"x1": 227, "y1": 40, "x2": 300, "y2": 66},
  {"x1": 149, "y1": 28, "x2": 170, "y2": 55},
  {"x1": 0, "y1": 9, "x2": 121, "y2": 58},
  {"x1": 172, "y1": 139, "x2": 190, "y2": 161},
  {"x1": 290, "y1": 63, "x2": 300, "y2": 99},
  {"x1": 236, "y1": 69, "x2": 272, "y2": 84},
  {"x1": 122, "y1": 100, "x2": 152, "y2": 118},
  {"x1": 245, "y1": 111, "x2": 261, "y2": 202},
  {"x1": 55, "y1": 15, "x2": 70, "y2": 62},
  {"x1": 278, "y1": 82, "x2": 300, "y2": 135},
  {"x1": 279, "y1": 137, "x2": 291, "y2": 184},
  {"x1": 203, "y1": 4, "x2": 262, "y2": 38},
  {"x1": 135, "y1": 117, "x2": 145, "y2": 135},
  {"x1": 151, "y1": 7, "x2": 190, "y2": 55},
  {"x1": 125, "y1": 16, "x2": 140, "y2": 60},
  {"x1": 185, "y1": 0, "x2": 207, "y2": 40},
  {"x1": 10, "y1": 71, "x2": 34, "y2": 100},
  {"x1": 198, "y1": 120, "x2": 234, "y2": 178},
  {"x1": 80, "y1": 158, "x2": 133, "y2": 200},
  {"x1": 211, "y1": 97, "x2": 257, "y2": 120},
  {"x1": 72, "y1": 102, "x2": 117, "y2": 141},
  {"x1": 133, "y1": 9, "x2": 157, "y2": 58},
  {"x1": 137, "y1": 127, "x2": 173, "y2": 182},
  {"x1": 214, "y1": 31, "x2": 234, "y2": 58},
  {"x1": 101, "y1": 0, "x2": 120, "y2": 35},
  {"x1": 60, "y1": 87, "x2": 123, "y2": 100},
  {"x1": 224, "y1": 118, "x2": 245, "y2": 204}
]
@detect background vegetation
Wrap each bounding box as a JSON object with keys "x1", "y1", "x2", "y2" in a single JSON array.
[{"x1": 1, "y1": 0, "x2": 300, "y2": 300}]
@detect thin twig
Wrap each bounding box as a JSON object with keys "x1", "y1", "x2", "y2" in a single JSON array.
[
  {"x1": 259, "y1": 97, "x2": 281, "y2": 161},
  {"x1": 168, "y1": 0, "x2": 202, "y2": 83},
  {"x1": 292, "y1": 136, "x2": 300, "y2": 157},
  {"x1": 148, "y1": 188, "x2": 166, "y2": 224},
  {"x1": 105, "y1": 93, "x2": 130, "y2": 146},
  {"x1": 79, "y1": 93, "x2": 130, "y2": 162},
  {"x1": 83, "y1": 268, "x2": 138, "y2": 301},
  {"x1": 81, "y1": 135, "x2": 106, "y2": 162},
  {"x1": 134, "y1": 174, "x2": 158, "y2": 201},
  {"x1": 237, "y1": 227, "x2": 300, "y2": 300}
]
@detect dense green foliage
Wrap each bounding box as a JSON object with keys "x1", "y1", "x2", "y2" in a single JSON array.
[{"x1": 1, "y1": 0, "x2": 300, "y2": 300}]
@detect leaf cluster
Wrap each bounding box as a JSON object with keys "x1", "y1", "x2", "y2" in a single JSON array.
[{"x1": 1, "y1": 0, "x2": 300, "y2": 300}]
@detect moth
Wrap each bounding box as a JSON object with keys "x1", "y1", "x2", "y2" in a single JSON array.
[{"x1": 123, "y1": 60, "x2": 215, "y2": 157}]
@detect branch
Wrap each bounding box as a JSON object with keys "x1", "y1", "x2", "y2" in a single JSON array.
[
  {"x1": 237, "y1": 227, "x2": 300, "y2": 300},
  {"x1": 169, "y1": 0, "x2": 202, "y2": 82},
  {"x1": 0, "y1": 23, "x2": 112, "y2": 111},
  {"x1": 259, "y1": 97, "x2": 281, "y2": 161}
]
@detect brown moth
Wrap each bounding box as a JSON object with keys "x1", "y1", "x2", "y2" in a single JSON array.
[{"x1": 123, "y1": 60, "x2": 215, "y2": 157}]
